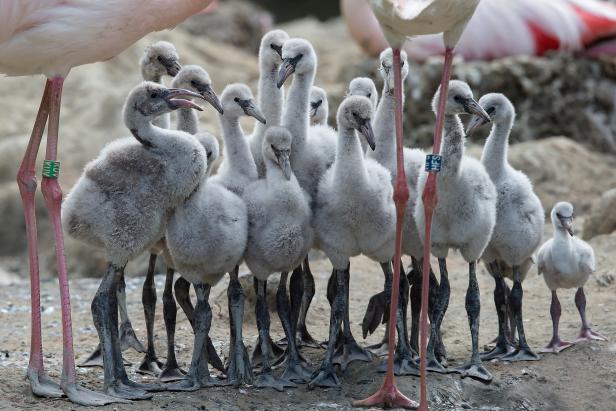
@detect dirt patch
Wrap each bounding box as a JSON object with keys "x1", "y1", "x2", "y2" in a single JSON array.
[{"x1": 1, "y1": 228, "x2": 616, "y2": 410}]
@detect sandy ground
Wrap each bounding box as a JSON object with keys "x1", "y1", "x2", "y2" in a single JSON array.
[{"x1": 1, "y1": 222, "x2": 616, "y2": 411}]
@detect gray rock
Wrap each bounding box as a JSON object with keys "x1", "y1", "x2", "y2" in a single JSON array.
[
  {"x1": 340, "y1": 53, "x2": 616, "y2": 153},
  {"x1": 583, "y1": 188, "x2": 616, "y2": 240}
]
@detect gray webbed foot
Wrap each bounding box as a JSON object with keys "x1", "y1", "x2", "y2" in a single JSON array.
[
  {"x1": 63, "y1": 382, "x2": 129, "y2": 406},
  {"x1": 26, "y1": 368, "x2": 64, "y2": 399},
  {"x1": 455, "y1": 362, "x2": 493, "y2": 383},
  {"x1": 106, "y1": 381, "x2": 152, "y2": 400},
  {"x1": 159, "y1": 363, "x2": 187, "y2": 383},
  {"x1": 255, "y1": 371, "x2": 296, "y2": 392},
  {"x1": 137, "y1": 354, "x2": 164, "y2": 376},
  {"x1": 501, "y1": 346, "x2": 540, "y2": 362},
  {"x1": 307, "y1": 366, "x2": 340, "y2": 389},
  {"x1": 332, "y1": 339, "x2": 372, "y2": 371},
  {"x1": 119, "y1": 321, "x2": 146, "y2": 353}
]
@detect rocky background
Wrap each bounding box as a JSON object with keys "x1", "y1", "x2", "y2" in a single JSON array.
[{"x1": 0, "y1": 0, "x2": 615, "y2": 280}]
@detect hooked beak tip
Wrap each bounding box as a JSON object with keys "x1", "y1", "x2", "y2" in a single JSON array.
[{"x1": 277, "y1": 62, "x2": 295, "y2": 89}]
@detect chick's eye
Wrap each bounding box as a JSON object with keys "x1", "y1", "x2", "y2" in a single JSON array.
[
  {"x1": 207, "y1": 151, "x2": 212, "y2": 158},
  {"x1": 454, "y1": 95, "x2": 463, "y2": 103},
  {"x1": 191, "y1": 80, "x2": 198, "y2": 87},
  {"x1": 234, "y1": 97, "x2": 240, "y2": 103},
  {"x1": 150, "y1": 92, "x2": 158, "y2": 99},
  {"x1": 317, "y1": 100, "x2": 322, "y2": 105},
  {"x1": 366, "y1": 93, "x2": 371, "y2": 98}
]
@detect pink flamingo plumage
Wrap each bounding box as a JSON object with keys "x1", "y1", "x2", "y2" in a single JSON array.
[
  {"x1": 0, "y1": 0, "x2": 213, "y2": 405},
  {"x1": 343, "y1": 0, "x2": 616, "y2": 60}
]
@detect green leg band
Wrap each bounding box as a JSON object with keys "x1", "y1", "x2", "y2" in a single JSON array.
[{"x1": 42, "y1": 160, "x2": 60, "y2": 179}]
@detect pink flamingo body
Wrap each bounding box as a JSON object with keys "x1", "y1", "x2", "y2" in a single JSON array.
[
  {"x1": 404, "y1": 0, "x2": 616, "y2": 60},
  {"x1": 0, "y1": 0, "x2": 212, "y2": 405},
  {"x1": 343, "y1": 0, "x2": 616, "y2": 60}
]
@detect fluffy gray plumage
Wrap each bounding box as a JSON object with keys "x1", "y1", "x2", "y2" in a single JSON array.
[
  {"x1": 348, "y1": 77, "x2": 378, "y2": 153},
  {"x1": 414, "y1": 81, "x2": 497, "y2": 262},
  {"x1": 470, "y1": 93, "x2": 544, "y2": 280},
  {"x1": 315, "y1": 96, "x2": 395, "y2": 269},
  {"x1": 209, "y1": 83, "x2": 262, "y2": 196},
  {"x1": 63, "y1": 82, "x2": 207, "y2": 266},
  {"x1": 171, "y1": 65, "x2": 213, "y2": 134},
  {"x1": 165, "y1": 164, "x2": 247, "y2": 287},
  {"x1": 538, "y1": 202, "x2": 595, "y2": 290},
  {"x1": 310, "y1": 86, "x2": 329, "y2": 126},
  {"x1": 249, "y1": 30, "x2": 290, "y2": 178},
  {"x1": 195, "y1": 132, "x2": 220, "y2": 176},
  {"x1": 169, "y1": 64, "x2": 221, "y2": 176},
  {"x1": 280, "y1": 38, "x2": 337, "y2": 201},
  {"x1": 363, "y1": 48, "x2": 424, "y2": 259},
  {"x1": 140, "y1": 41, "x2": 181, "y2": 129},
  {"x1": 243, "y1": 127, "x2": 313, "y2": 280},
  {"x1": 348, "y1": 77, "x2": 378, "y2": 109}
]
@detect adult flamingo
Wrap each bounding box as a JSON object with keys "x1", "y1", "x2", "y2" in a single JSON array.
[
  {"x1": 342, "y1": 0, "x2": 616, "y2": 60},
  {"x1": 0, "y1": 0, "x2": 214, "y2": 405},
  {"x1": 353, "y1": 1, "x2": 481, "y2": 410}
]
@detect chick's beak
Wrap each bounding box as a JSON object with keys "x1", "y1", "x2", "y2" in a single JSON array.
[
  {"x1": 559, "y1": 216, "x2": 574, "y2": 236},
  {"x1": 167, "y1": 60, "x2": 182, "y2": 77},
  {"x1": 240, "y1": 99, "x2": 266, "y2": 124},
  {"x1": 278, "y1": 151, "x2": 292, "y2": 180},
  {"x1": 466, "y1": 113, "x2": 490, "y2": 135},
  {"x1": 358, "y1": 119, "x2": 376, "y2": 151},
  {"x1": 165, "y1": 88, "x2": 203, "y2": 111},
  {"x1": 310, "y1": 101, "x2": 322, "y2": 118},
  {"x1": 277, "y1": 58, "x2": 296, "y2": 89},
  {"x1": 199, "y1": 84, "x2": 224, "y2": 114},
  {"x1": 463, "y1": 98, "x2": 491, "y2": 123}
]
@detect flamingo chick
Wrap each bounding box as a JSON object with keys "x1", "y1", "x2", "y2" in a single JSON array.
[
  {"x1": 63, "y1": 82, "x2": 208, "y2": 399},
  {"x1": 140, "y1": 41, "x2": 182, "y2": 128},
  {"x1": 538, "y1": 202, "x2": 608, "y2": 354},
  {"x1": 310, "y1": 86, "x2": 329, "y2": 126},
  {"x1": 243, "y1": 126, "x2": 314, "y2": 390},
  {"x1": 249, "y1": 29, "x2": 289, "y2": 179},
  {"x1": 467, "y1": 93, "x2": 544, "y2": 362},
  {"x1": 310, "y1": 95, "x2": 392, "y2": 388},
  {"x1": 414, "y1": 80, "x2": 495, "y2": 382},
  {"x1": 166, "y1": 83, "x2": 266, "y2": 390}
]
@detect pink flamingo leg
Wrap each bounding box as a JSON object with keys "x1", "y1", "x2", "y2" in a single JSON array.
[
  {"x1": 39, "y1": 76, "x2": 78, "y2": 386},
  {"x1": 540, "y1": 290, "x2": 574, "y2": 353},
  {"x1": 354, "y1": 47, "x2": 418, "y2": 410},
  {"x1": 419, "y1": 47, "x2": 454, "y2": 411},
  {"x1": 18, "y1": 80, "x2": 63, "y2": 398},
  {"x1": 39, "y1": 76, "x2": 123, "y2": 406},
  {"x1": 574, "y1": 287, "x2": 608, "y2": 343}
]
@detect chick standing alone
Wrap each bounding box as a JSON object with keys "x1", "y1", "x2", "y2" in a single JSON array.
[
  {"x1": 243, "y1": 127, "x2": 314, "y2": 390},
  {"x1": 538, "y1": 202, "x2": 607, "y2": 353},
  {"x1": 467, "y1": 93, "x2": 544, "y2": 362}
]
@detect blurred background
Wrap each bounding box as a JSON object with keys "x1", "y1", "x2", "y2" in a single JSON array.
[{"x1": 1, "y1": 0, "x2": 616, "y2": 282}]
